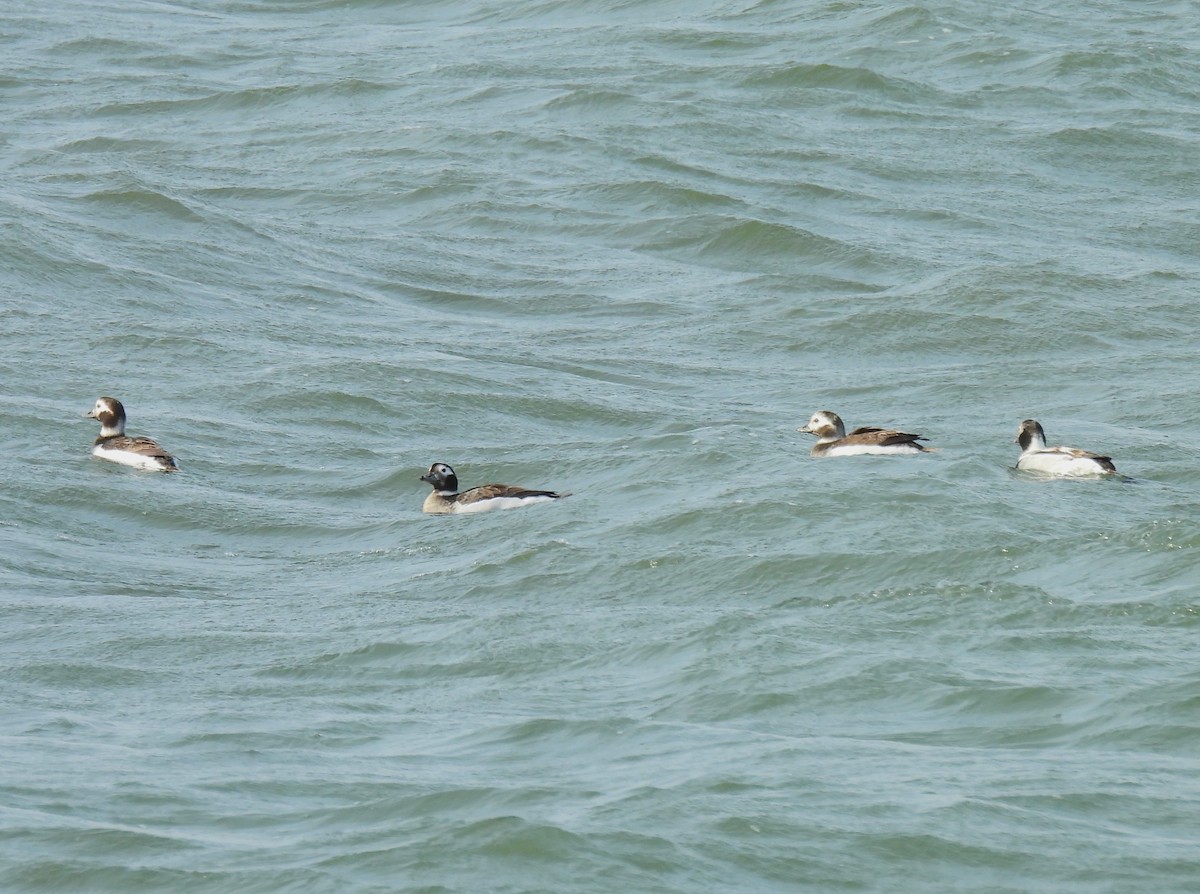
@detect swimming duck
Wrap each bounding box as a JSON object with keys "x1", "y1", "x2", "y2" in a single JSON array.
[
  {"x1": 1015, "y1": 419, "x2": 1116, "y2": 476},
  {"x1": 84, "y1": 396, "x2": 179, "y2": 472},
  {"x1": 420, "y1": 462, "x2": 566, "y2": 514},
  {"x1": 798, "y1": 410, "x2": 935, "y2": 457}
]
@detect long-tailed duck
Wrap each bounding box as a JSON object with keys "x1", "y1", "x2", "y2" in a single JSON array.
[
  {"x1": 1015, "y1": 419, "x2": 1116, "y2": 476},
  {"x1": 420, "y1": 462, "x2": 567, "y2": 514},
  {"x1": 84, "y1": 396, "x2": 179, "y2": 472},
  {"x1": 798, "y1": 410, "x2": 936, "y2": 457}
]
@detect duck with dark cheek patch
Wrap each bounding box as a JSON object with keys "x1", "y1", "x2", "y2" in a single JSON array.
[
  {"x1": 798, "y1": 410, "x2": 936, "y2": 457},
  {"x1": 1014, "y1": 419, "x2": 1117, "y2": 477},
  {"x1": 84, "y1": 396, "x2": 179, "y2": 472},
  {"x1": 420, "y1": 462, "x2": 567, "y2": 514}
]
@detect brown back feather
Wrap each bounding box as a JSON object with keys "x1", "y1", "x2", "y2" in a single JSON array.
[
  {"x1": 845, "y1": 427, "x2": 925, "y2": 446},
  {"x1": 456, "y1": 484, "x2": 561, "y2": 504},
  {"x1": 98, "y1": 435, "x2": 175, "y2": 460}
]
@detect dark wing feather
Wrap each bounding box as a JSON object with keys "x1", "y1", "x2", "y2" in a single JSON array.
[
  {"x1": 1065, "y1": 448, "x2": 1117, "y2": 473},
  {"x1": 456, "y1": 484, "x2": 561, "y2": 505},
  {"x1": 103, "y1": 435, "x2": 177, "y2": 461},
  {"x1": 846, "y1": 427, "x2": 925, "y2": 446}
]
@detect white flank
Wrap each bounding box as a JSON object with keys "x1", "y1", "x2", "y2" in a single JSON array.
[
  {"x1": 1017, "y1": 450, "x2": 1110, "y2": 477},
  {"x1": 821, "y1": 443, "x2": 923, "y2": 457},
  {"x1": 453, "y1": 495, "x2": 555, "y2": 513},
  {"x1": 93, "y1": 444, "x2": 177, "y2": 472}
]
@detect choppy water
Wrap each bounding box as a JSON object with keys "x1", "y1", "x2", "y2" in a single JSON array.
[{"x1": 3, "y1": 1, "x2": 1199, "y2": 891}]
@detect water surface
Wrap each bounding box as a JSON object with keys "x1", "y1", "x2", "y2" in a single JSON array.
[{"x1": 2, "y1": 1, "x2": 1199, "y2": 891}]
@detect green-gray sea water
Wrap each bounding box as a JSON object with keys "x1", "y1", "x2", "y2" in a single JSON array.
[{"x1": 3, "y1": 1, "x2": 1199, "y2": 891}]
